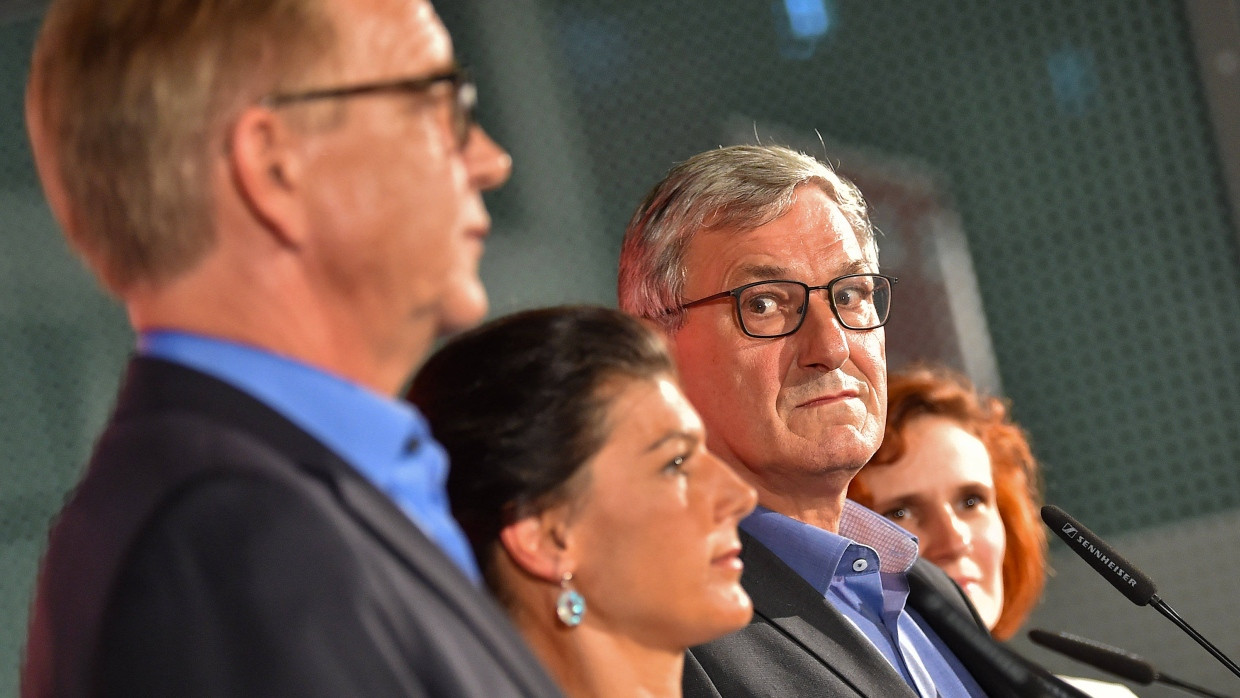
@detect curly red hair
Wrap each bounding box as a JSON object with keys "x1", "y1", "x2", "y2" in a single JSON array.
[{"x1": 848, "y1": 366, "x2": 1047, "y2": 640}]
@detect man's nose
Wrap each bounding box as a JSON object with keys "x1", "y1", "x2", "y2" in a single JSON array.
[
  {"x1": 794, "y1": 294, "x2": 849, "y2": 371},
  {"x1": 465, "y1": 125, "x2": 512, "y2": 191}
]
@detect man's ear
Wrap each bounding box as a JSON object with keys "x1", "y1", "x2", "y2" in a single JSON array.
[
  {"x1": 226, "y1": 105, "x2": 308, "y2": 248},
  {"x1": 498, "y1": 508, "x2": 575, "y2": 584}
]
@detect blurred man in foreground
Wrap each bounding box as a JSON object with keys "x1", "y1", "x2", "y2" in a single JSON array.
[{"x1": 22, "y1": 0, "x2": 560, "y2": 695}]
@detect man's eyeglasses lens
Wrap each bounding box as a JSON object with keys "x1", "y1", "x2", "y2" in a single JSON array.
[
  {"x1": 729, "y1": 275, "x2": 893, "y2": 337},
  {"x1": 450, "y1": 78, "x2": 477, "y2": 148},
  {"x1": 262, "y1": 68, "x2": 477, "y2": 149}
]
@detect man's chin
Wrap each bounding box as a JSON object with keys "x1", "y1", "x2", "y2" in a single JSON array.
[
  {"x1": 799, "y1": 436, "x2": 883, "y2": 475},
  {"x1": 790, "y1": 422, "x2": 880, "y2": 452},
  {"x1": 435, "y1": 283, "x2": 489, "y2": 337}
]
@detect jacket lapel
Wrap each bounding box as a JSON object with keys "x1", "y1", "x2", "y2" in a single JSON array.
[
  {"x1": 123, "y1": 357, "x2": 558, "y2": 696},
  {"x1": 740, "y1": 530, "x2": 920, "y2": 697},
  {"x1": 325, "y1": 465, "x2": 558, "y2": 695}
]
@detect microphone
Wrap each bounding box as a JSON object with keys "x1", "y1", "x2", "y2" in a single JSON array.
[
  {"x1": 1041, "y1": 505, "x2": 1240, "y2": 681},
  {"x1": 907, "y1": 575, "x2": 1091, "y2": 698},
  {"x1": 1039, "y1": 505, "x2": 1155, "y2": 605},
  {"x1": 1029, "y1": 629, "x2": 1231, "y2": 698}
]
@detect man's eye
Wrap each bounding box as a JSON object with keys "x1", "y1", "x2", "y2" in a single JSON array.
[
  {"x1": 743, "y1": 295, "x2": 780, "y2": 316},
  {"x1": 884, "y1": 507, "x2": 909, "y2": 520},
  {"x1": 833, "y1": 284, "x2": 872, "y2": 309},
  {"x1": 962, "y1": 494, "x2": 983, "y2": 509}
]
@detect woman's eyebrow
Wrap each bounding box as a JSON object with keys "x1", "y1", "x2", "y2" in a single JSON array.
[{"x1": 644, "y1": 430, "x2": 697, "y2": 454}]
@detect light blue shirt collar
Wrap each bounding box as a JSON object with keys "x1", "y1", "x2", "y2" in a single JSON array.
[
  {"x1": 741, "y1": 500, "x2": 919, "y2": 596},
  {"x1": 741, "y1": 501, "x2": 984, "y2": 698},
  {"x1": 138, "y1": 330, "x2": 480, "y2": 582}
]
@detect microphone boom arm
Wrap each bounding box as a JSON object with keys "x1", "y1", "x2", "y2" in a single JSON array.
[{"x1": 1149, "y1": 594, "x2": 1240, "y2": 681}]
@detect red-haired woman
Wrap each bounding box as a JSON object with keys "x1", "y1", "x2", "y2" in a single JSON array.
[{"x1": 848, "y1": 366, "x2": 1046, "y2": 640}]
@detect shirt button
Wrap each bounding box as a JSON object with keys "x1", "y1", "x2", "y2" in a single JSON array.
[
  {"x1": 403, "y1": 436, "x2": 421, "y2": 453},
  {"x1": 852, "y1": 558, "x2": 869, "y2": 572}
]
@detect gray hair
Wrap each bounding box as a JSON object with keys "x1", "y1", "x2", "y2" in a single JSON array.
[{"x1": 617, "y1": 144, "x2": 876, "y2": 331}]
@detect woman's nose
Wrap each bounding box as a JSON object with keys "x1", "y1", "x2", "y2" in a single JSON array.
[
  {"x1": 708, "y1": 452, "x2": 757, "y2": 522},
  {"x1": 924, "y1": 507, "x2": 971, "y2": 561}
]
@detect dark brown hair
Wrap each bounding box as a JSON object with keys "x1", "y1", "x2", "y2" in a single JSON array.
[{"x1": 407, "y1": 306, "x2": 675, "y2": 592}]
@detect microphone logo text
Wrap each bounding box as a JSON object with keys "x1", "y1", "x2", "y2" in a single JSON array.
[{"x1": 1066, "y1": 531, "x2": 1138, "y2": 588}]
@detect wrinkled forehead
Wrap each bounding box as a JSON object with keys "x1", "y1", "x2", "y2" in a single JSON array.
[
  {"x1": 694, "y1": 195, "x2": 877, "y2": 270},
  {"x1": 805, "y1": 181, "x2": 878, "y2": 259},
  {"x1": 321, "y1": 0, "x2": 453, "y2": 76},
  {"x1": 717, "y1": 181, "x2": 875, "y2": 253}
]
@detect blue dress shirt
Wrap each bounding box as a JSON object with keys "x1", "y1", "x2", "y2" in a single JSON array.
[
  {"x1": 741, "y1": 501, "x2": 985, "y2": 698},
  {"x1": 139, "y1": 330, "x2": 481, "y2": 583}
]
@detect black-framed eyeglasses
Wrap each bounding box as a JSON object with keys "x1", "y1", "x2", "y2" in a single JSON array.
[
  {"x1": 678, "y1": 274, "x2": 897, "y2": 338},
  {"x1": 260, "y1": 66, "x2": 477, "y2": 149}
]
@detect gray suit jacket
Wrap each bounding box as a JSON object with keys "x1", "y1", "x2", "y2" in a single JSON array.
[
  {"x1": 22, "y1": 357, "x2": 563, "y2": 698},
  {"x1": 685, "y1": 529, "x2": 1080, "y2": 697}
]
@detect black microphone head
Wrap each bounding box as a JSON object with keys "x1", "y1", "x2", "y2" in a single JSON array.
[
  {"x1": 1041, "y1": 505, "x2": 1157, "y2": 606},
  {"x1": 1028, "y1": 628, "x2": 1158, "y2": 685}
]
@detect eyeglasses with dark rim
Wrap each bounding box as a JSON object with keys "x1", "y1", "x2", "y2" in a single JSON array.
[
  {"x1": 260, "y1": 66, "x2": 477, "y2": 149},
  {"x1": 678, "y1": 274, "x2": 897, "y2": 338}
]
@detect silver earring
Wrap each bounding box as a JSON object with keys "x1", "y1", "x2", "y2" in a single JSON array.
[{"x1": 555, "y1": 572, "x2": 586, "y2": 627}]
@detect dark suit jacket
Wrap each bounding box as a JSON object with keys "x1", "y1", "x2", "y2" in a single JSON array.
[
  {"x1": 685, "y1": 530, "x2": 1080, "y2": 697},
  {"x1": 22, "y1": 357, "x2": 562, "y2": 698}
]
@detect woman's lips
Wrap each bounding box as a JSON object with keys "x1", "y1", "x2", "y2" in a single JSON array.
[
  {"x1": 953, "y1": 575, "x2": 981, "y2": 591},
  {"x1": 712, "y1": 543, "x2": 744, "y2": 572}
]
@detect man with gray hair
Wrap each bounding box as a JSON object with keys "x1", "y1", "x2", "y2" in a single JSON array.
[{"x1": 619, "y1": 145, "x2": 1078, "y2": 697}]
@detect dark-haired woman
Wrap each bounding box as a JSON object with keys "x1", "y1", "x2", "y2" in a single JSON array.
[{"x1": 408, "y1": 306, "x2": 756, "y2": 698}]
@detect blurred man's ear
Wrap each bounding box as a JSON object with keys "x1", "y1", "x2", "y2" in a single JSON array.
[{"x1": 226, "y1": 105, "x2": 310, "y2": 248}]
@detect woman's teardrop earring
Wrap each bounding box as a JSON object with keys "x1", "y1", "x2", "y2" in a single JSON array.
[{"x1": 555, "y1": 572, "x2": 586, "y2": 627}]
